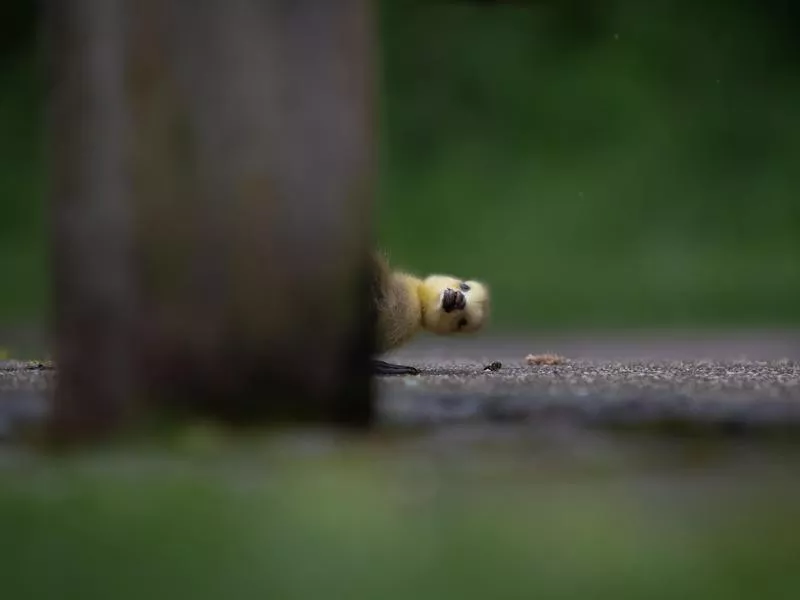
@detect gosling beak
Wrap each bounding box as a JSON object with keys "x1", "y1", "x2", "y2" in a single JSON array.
[{"x1": 441, "y1": 288, "x2": 466, "y2": 313}]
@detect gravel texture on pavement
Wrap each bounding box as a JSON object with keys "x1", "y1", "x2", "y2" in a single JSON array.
[
  {"x1": 2, "y1": 333, "x2": 800, "y2": 439},
  {"x1": 376, "y1": 333, "x2": 800, "y2": 432}
]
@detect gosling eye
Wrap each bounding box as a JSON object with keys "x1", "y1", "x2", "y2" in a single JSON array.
[
  {"x1": 457, "y1": 317, "x2": 468, "y2": 329},
  {"x1": 459, "y1": 282, "x2": 471, "y2": 292}
]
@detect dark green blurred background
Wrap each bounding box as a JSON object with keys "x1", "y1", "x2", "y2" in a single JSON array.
[{"x1": 1, "y1": 0, "x2": 799, "y2": 332}]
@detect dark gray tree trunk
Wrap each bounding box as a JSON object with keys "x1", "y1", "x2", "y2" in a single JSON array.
[
  {"x1": 47, "y1": 0, "x2": 377, "y2": 444},
  {"x1": 46, "y1": 0, "x2": 137, "y2": 443}
]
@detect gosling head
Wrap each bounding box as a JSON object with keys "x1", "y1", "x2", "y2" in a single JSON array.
[{"x1": 419, "y1": 275, "x2": 490, "y2": 336}]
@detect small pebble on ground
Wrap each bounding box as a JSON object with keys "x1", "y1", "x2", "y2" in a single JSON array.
[{"x1": 525, "y1": 353, "x2": 566, "y2": 366}]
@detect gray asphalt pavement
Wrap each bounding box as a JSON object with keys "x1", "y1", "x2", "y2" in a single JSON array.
[
  {"x1": 377, "y1": 333, "x2": 800, "y2": 431},
  {"x1": 2, "y1": 332, "x2": 800, "y2": 439}
]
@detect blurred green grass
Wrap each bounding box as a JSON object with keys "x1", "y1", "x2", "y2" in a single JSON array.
[
  {"x1": 2, "y1": 444, "x2": 800, "y2": 599},
  {"x1": 1, "y1": 0, "x2": 799, "y2": 331},
  {"x1": 0, "y1": 47, "x2": 47, "y2": 327}
]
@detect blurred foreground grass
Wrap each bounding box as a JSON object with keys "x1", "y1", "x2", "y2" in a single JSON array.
[{"x1": 2, "y1": 433, "x2": 800, "y2": 599}]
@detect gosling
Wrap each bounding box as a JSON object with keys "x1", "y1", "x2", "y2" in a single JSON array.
[{"x1": 371, "y1": 252, "x2": 490, "y2": 375}]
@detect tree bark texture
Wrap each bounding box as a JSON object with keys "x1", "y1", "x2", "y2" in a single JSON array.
[
  {"x1": 46, "y1": 0, "x2": 137, "y2": 443},
  {"x1": 47, "y1": 0, "x2": 377, "y2": 442}
]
